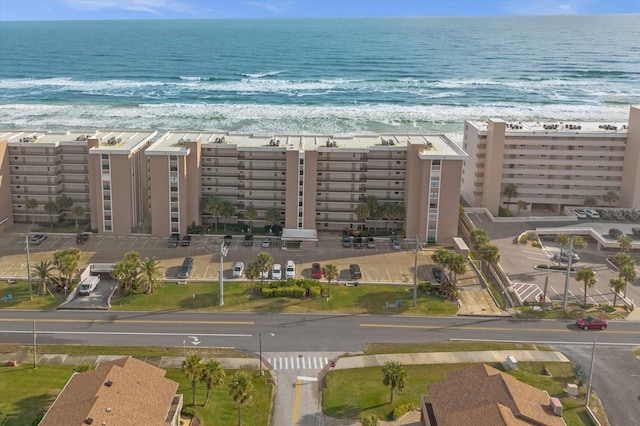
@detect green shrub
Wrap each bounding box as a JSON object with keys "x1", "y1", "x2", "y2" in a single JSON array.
[
  {"x1": 531, "y1": 241, "x2": 542, "y2": 248},
  {"x1": 360, "y1": 414, "x2": 380, "y2": 426},
  {"x1": 74, "y1": 364, "x2": 94, "y2": 373},
  {"x1": 181, "y1": 406, "x2": 196, "y2": 417},
  {"x1": 308, "y1": 286, "x2": 322, "y2": 297},
  {"x1": 393, "y1": 402, "x2": 418, "y2": 420},
  {"x1": 0, "y1": 411, "x2": 8, "y2": 426},
  {"x1": 518, "y1": 234, "x2": 528, "y2": 244}
]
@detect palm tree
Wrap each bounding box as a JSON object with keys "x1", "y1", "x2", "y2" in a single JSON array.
[
  {"x1": 219, "y1": 200, "x2": 236, "y2": 231},
  {"x1": 57, "y1": 194, "x2": 74, "y2": 225},
  {"x1": 386, "y1": 203, "x2": 404, "y2": 232},
  {"x1": 245, "y1": 263, "x2": 260, "y2": 292},
  {"x1": 502, "y1": 183, "x2": 518, "y2": 212},
  {"x1": 355, "y1": 203, "x2": 370, "y2": 231},
  {"x1": 619, "y1": 265, "x2": 637, "y2": 298},
  {"x1": 244, "y1": 203, "x2": 257, "y2": 235},
  {"x1": 365, "y1": 196, "x2": 380, "y2": 233},
  {"x1": 71, "y1": 205, "x2": 84, "y2": 232},
  {"x1": 576, "y1": 268, "x2": 597, "y2": 306},
  {"x1": 516, "y1": 200, "x2": 528, "y2": 216},
  {"x1": 32, "y1": 259, "x2": 56, "y2": 295},
  {"x1": 478, "y1": 243, "x2": 501, "y2": 268},
  {"x1": 469, "y1": 229, "x2": 490, "y2": 249},
  {"x1": 202, "y1": 195, "x2": 222, "y2": 232},
  {"x1": 54, "y1": 248, "x2": 81, "y2": 292},
  {"x1": 264, "y1": 207, "x2": 281, "y2": 230},
  {"x1": 555, "y1": 234, "x2": 570, "y2": 254},
  {"x1": 322, "y1": 263, "x2": 339, "y2": 298},
  {"x1": 26, "y1": 198, "x2": 38, "y2": 226},
  {"x1": 44, "y1": 200, "x2": 58, "y2": 228},
  {"x1": 138, "y1": 257, "x2": 164, "y2": 294},
  {"x1": 228, "y1": 371, "x2": 253, "y2": 426},
  {"x1": 200, "y1": 359, "x2": 225, "y2": 407},
  {"x1": 183, "y1": 354, "x2": 203, "y2": 406},
  {"x1": 610, "y1": 277, "x2": 625, "y2": 306},
  {"x1": 255, "y1": 252, "x2": 273, "y2": 282},
  {"x1": 602, "y1": 191, "x2": 619, "y2": 207},
  {"x1": 431, "y1": 248, "x2": 453, "y2": 275},
  {"x1": 618, "y1": 235, "x2": 633, "y2": 253},
  {"x1": 381, "y1": 360, "x2": 407, "y2": 404},
  {"x1": 583, "y1": 196, "x2": 597, "y2": 208},
  {"x1": 449, "y1": 253, "x2": 467, "y2": 282},
  {"x1": 111, "y1": 251, "x2": 141, "y2": 295}
]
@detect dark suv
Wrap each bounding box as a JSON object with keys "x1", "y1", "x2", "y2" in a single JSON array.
[
  {"x1": 432, "y1": 267, "x2": 444, "y2": 283},
  {"x1": 350, "y1": 264, "x2": 362, "y2": 280}
]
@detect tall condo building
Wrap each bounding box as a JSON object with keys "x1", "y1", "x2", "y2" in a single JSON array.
[{"x1": 461, "y1": 106, "x2": 640, "y2": 215}]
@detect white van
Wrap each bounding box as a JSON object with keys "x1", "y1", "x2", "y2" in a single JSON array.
[
  {"x1": 78, "y1": 276, "x2": 100, "y2": 295},
  {"x1": 285, "y1": 260, "x2": 296, "y2": 279}
]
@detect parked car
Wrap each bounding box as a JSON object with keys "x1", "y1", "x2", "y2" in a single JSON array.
[
  {"x1": 29, "y1": 234, "x2": 47, "y2": 246},
  {"x1": 367, "y1": 237, "x2": 376, "y2": 248},
  {"x1": 261, "y1": 238, "x2": 271, "y2": 248},
  {"x1": 609, "y1": 228, "x2": 624, "y2": 239},
  {"x1": 432, "y1": 266, "x2": 444, "y2": 283},
  {"x1": 557, "y1": 251, "x2": 580, "y2": 263},
  {"x1": 76, "y1": 233, "x2": 90, "y2": 244},
  {"x1": 342, "y1": 235, "x2": 351, "y2": 248},
  {"x1": 311, "y1": 262, "x2": 323, "y2": 279},
  {"x1": 585, "y1": 209, "x2": 600, "y2": 219},
  {"x1": 354, "y1": 236, "x2": 363, "y2": 248},
  {"x1": 350, "y1": 264, "x2": 362, "y2": 279},
  {"x1": 285, "y1": 260, "x2": 296, "y2": 279},
  {"x1": 272, "y1": 263, "x2": 282, "y2": 280},
  {"x1": 576, "y1": 316, "x2": 607, "y2": 330},
  {"x1": 573, "y1": 209, "x2": 587, "y2": 219},
  {"x1": 167, "y1": 233, "x2": 179, "y2": 248},
  {"x1": 78, "y1": 276, "x2": 100, "y2": 295},
  {"x1": 243, "y1": 234, "x2": 254, "y2": 247},
  {"x1": 181, "y1": 235, "x2": 192, "y2": 246},
  {"x1": 391, "y1": 237, "x2": 401, "y2": 250},
  {"x1": 232, "y1": 262, "x2": 244, "y2": 278},
  {"x1": 178, "y1": 257, "x2": 194, "y2": 279},
  {"x1": 223, "y1": 235, "x2": 233, "y2": 246}
]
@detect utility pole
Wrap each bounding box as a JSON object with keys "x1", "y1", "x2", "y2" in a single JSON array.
[
  {"x1": 219, "y1": 241, "x2": 228, "y2": 306},
  {"x1": 413, "y1": 239, "x2": 419, "y2": 307},
  {"x1": 562, "y1": 238, "x2": 574, "y2": 310},
  {"x1": 33, "y1": 319, "x2": 37, "y2": 369},
  {"x1": 26, "y1": 234, "x2": 33, "y2": 300},
  {"x1": 586, "y1": 339, "x2": 597, "y2": 406}
]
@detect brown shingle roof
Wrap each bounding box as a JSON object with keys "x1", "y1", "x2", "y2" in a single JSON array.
[
  {"x1": 427, "y1": 364, "x2": 565, "y2": 426},
  {"x1": 39, "y1": 357, "x2": 179, "y2": 426}
]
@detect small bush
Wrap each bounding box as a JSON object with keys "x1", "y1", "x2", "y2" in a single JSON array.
[
  {"x1": 181, "y1": 406, "x2": 196, "y2": 417},
  {"x1": 518, "y1": 234, "x2": 528, "y2": 244},
  {"x1": 393, "y1": 402, "x2": 418, "y2": 420},
  {"x1": 531, "y1": 241, "x2": 542, "y2": 248},
  {"x1": 360, "y1": 414, "x2": 380, "y2": 426},
  {"x1": 74, "y1": 364, "x2": 94, "y2": 373}
]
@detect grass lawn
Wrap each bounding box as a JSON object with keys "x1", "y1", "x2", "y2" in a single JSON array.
[
  {"x1": 362, "y1": 341, "x2": 550, "y2": 354},
  {"x1": 0, "y1": 281, "x2": 61, "y2": 310},
  {"x1": 0, "y1": 344, "x2": 249, "y2": 359},
  {"x1": 110, "y1": 281, "x2": 459, "y2": 315},
  {"x1": 165, "y1": 369, "x2": 272, "y2": 426},
  {"x1": 516, "y1": 304, "x2": 629, "y2": 320},
  {"x1": 0, "y1": 364, "x2": 271, "y2": 426},
  {"x1": 324, "y1": 362, "x2": 591, "y2": 425}
]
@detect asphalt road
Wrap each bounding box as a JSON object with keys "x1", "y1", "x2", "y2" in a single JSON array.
[{"x1": 2, "y1": 311, "x2": 640, "y2": 425}]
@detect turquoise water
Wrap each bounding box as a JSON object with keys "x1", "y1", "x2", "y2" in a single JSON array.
[{"x1": 0, "y1": 15, "x2": 639, "y2": 134}]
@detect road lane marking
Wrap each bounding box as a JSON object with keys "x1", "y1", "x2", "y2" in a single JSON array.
[
  {"x1": 293, "y1": 378, "x2": 301, "y2": 424},
  {"x1": 0, "y1": 330, "x2": 251, "y2": 337},
  {"x1": 359, "y1": 323, "x2": 640, "y2": 334},
  {"x1": 0, "y1": 319, "x2": 253, "y2": 325},
  {"x1": 451, "y1": 338, "x2": 640, "y2": 346}
]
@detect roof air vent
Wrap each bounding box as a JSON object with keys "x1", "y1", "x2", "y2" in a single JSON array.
[{"x1": 104, "y1": 381, "x2": 113, "y2": 387}]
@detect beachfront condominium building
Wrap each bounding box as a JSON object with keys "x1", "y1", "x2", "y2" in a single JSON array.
[
  {"x1": 146, "y1": 132, "x2": 467, "y2": 245},
  {"x1": 0, "y1": 130, "x2": 156, "y2": 234},
  {"x1": 461, "y1": 105, "x2": 640, "y2": 215}
]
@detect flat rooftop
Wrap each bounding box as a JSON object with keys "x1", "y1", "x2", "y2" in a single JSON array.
[
  {"x1": 467, "y1": 119, "x2": 629, "y2": 135},
  {"x1": 0, "y1": 129, "x2": 157, "y2": 153},
  {"x1": 148, "y1": 131, "x2": 466, "y2": 158}
]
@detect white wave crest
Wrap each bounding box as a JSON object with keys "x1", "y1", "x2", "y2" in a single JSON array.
[{"x1": 240, "y1": 71, "x2": 284, "y2": 78}]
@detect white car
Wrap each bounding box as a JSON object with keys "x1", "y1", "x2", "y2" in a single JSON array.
[
  {"x1": 285, "y1": 260, "x2": 295, "y2": 279},
  {"x1": 259, "y1": 269, "x2": 269, "y2": 279},
  {"x1": 573, "y1": 209, "x2": 587, "y2": 219},
  {"x1": 585, "y1": 209, "x2": 600, "y2": 219},
  {"x1": 261, "y1": 238, "x2": 271, "y2": 248},
  {"x1": 232, "y1": 262, "x2": 244, "y2": 278},
  {"x1": 272, "y1": 263, "x2": 282, "y2": 280}
]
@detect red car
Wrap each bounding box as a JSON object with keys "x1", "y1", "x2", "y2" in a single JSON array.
[
  {"x1": 576, "y1": 316, "x2": 608, "y2": 330},
  {"x1": 311, "y1": 263, "x2": 323, "y2": 279}
]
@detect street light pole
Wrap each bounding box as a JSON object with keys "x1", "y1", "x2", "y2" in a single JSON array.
[
  {"x1": 413, "y1": 239, "x2": 419, "y2": 307},
  {"x1": 586, "y1": 338, "x2": 597, "y2": 406},
  {"x1": 562, "y1": 238, "x2": 574, "y2": 310},
  {"x1": 219, "y1": 241, "x2": 228, "y2": 306},
  {"x1": 25, "y1": 234, "x2": 33, "y2": 300}
]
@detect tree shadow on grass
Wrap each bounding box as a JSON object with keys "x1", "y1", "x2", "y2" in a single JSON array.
[{"x1": 10, "y1": 392, "x2": 54, "y2": 426}]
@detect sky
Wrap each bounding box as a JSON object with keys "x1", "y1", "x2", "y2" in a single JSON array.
[{"x1": 0, "y1": 0, "x2": 639, "y2": 21}]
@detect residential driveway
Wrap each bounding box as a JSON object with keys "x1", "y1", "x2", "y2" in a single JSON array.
[
  {"x1": 466, "y1": 212, "x2": 640, "y2": 306},
  {"x1": 58, "y1": 275, "x2": 117, "y2": 310}
]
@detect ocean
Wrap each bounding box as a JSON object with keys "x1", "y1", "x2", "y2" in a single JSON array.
[{"x1": 1, "y1": 15, "x2": 639, "y2": 138}]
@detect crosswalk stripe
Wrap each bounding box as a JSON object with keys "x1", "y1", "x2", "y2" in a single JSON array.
[
  {"x1": 324, "y1": 357, "x2": 328, "y2": 366},
  {"x1": 313, "y1": 357, "x2": 317, "y2": 369},
  {"x1": 301, "y1": 357, "x2": 305, "y2": 369},
  {"x1": 264, "y1": 356, "x2": 331, "y2": 371}
]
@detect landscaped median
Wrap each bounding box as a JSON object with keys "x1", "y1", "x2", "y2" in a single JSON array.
[{"x1": 323, "y1": 342, "x2": 609, "y2": 425}]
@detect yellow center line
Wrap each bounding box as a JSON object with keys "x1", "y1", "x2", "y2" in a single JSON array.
[
  {"x1": 360, "y1": 323, "x2": 640, "y2": 334},
  {"x1": 293, "y1": 379, "x2": 301, "y2": 424},
  {"x1": 0, "y1": 318, "x2": 254, "y2": 325}
]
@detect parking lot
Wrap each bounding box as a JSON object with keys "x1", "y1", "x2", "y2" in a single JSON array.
[
  {"x1": 0, "y1": 232, "x2": 444, "y2": 286},
  {"x1": 467, "y1": 212, "x2": 640, "y2": 307}
]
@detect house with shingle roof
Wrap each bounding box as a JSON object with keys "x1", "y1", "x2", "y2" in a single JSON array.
[
  {"x1": 39, "y1": 357, "x2": 183, "y2": 426},
  {"x1": 420, "y1": 364, "x2": 565, "y2": 426}
]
